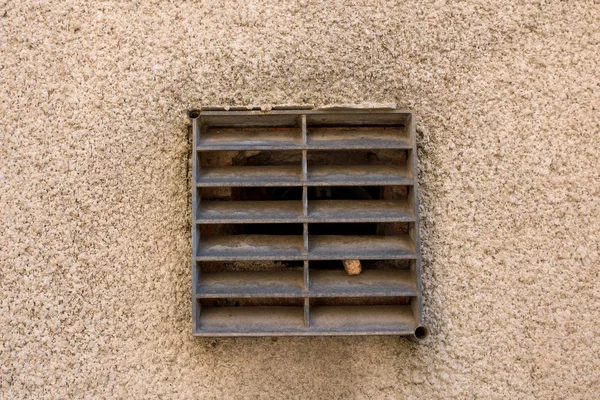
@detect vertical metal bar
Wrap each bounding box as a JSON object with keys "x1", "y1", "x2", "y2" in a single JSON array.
[
  {"x1": 303, "y1": 260, "x2": 309, "y2": 290},
  {"x1": 407, "y1": 112, "x2": 424, "y2": 327},
  {"x1": 303, "y1": 298, "x2": 310, "y2": 328},
  {"x1": 301, "y1": 114, "x2": 309, "y2": 218},
  {"x1": 303, "y1": 223, "x2": 309, "y2": 254},
  {"x1": 301, "y1": 115, "x2": 310, "y2": 295},
  {"x1": 302, "y1": 186, "x2": 308, "y2": 217},
  {"x1": 302, "y1": 150, "x2": 307, "y2": 181},
  {"x1": 302, "y1": 114, "x2": 308, "y2": 218},
  {"x1": 302, "y1": 115, "x2": 310, "y2": 327},
  {"x1": 195, "y1": 299, "x2": 202, "y2": 332},
  {"x1": 189, "y1": 110, "x2": 201, "y2": 333},
  {"x1": 301, "y1": 114, "x2": 307, "y2": 144}
]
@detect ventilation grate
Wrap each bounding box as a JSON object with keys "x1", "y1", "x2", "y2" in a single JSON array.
[{"x1": 189, "y1": 108, "x2": 428, "y2": 339}]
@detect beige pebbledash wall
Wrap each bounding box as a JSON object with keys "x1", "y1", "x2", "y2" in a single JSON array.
[{"x1": 1, "y1": 1, "x2": 599, "y2": 398}]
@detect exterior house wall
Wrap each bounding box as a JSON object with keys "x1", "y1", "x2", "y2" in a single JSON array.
[{"x1": 1, "y1": 1, "x2": 599, "y2": 398}]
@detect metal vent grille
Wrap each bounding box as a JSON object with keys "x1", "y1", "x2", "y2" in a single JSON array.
[{"x1": 189, "y1": 108, "x2": 427, "y2": 339}]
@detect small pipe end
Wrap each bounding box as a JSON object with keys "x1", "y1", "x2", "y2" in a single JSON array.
[
  {"x1": 187, "y1": 109, "x2": 201, "y2": 119},
  {"x1": 411, "y1": 325, "x2": 430, "y2": 342}
]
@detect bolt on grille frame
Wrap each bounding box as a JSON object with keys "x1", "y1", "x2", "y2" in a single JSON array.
[{"x1": 188, "y1": 108, "x2": 428, "y2": 340}]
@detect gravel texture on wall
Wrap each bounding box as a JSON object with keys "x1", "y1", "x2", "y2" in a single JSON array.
[{"x1": 1, "y1": 0, "x2": 599, "y2": 398}]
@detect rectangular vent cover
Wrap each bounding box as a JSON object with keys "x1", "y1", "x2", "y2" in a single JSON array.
[{"x1": 189, "y1": 108, "x2": 427, "y2": 339}]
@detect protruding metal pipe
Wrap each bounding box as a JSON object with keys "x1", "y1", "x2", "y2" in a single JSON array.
[{"x1": 409, "y1": 325, "x2": 430, "y2": 342}]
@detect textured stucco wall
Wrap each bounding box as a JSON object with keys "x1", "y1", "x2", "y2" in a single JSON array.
[{"x1": 1, "y1": 0, "x2": 599, "y2": 398}]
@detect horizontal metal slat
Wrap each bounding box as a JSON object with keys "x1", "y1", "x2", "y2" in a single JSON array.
[
  {"x1": 196, "y1": 199, "x2": 414, "y2": 223},
  {"x1": 197, "y1": 201, "x2": 303, "y2": 223},
  {"x1": 194, "y1": 269, "x2": 416, "y2": 298},
  {"x1": 196, "y1": 165, "x2": 413, "y2": 187},
  {"x1": 308, "y1": 199, "x2": 414, "y2": 222},
  {"x1": 194, "y1": 305, "x2": 417, "y2": 336},
  {"x1": 196, "y1": 234, "x2": 415, "y2": 260},
  {"x1": 309, "y1": 269, "x2": 417, "y2": 297},
  {"x1": 200, "y1": 110, "x2": 411, "y2": 125},
  {"x1": 196, "y1": 271, "x2": 304, "y2": 298},
  {"x1": 309, "y1": 305, "x2": 416, "y2": 334},
  {"x1": 196, "y1": 306, "x2": 305, "y2": 336},
  {"x1": 196, "y1": 166, "x2": 302, "y2": 187},
  {"x1": 307, "y1": 126, "x2": 411, "y2": 149},
  {"x1": 196, "y1": 127, "x2": 411, "y2": 150},
  {"x1": 308, "y1": 235, "x2": 416, "y2": 260},
  {"x1": 308, "y1": 164, "x2": 413, "y2": 186},
  {"x1": 197, "y1": 127, "x2": 302, "y2": 150},
  {"x1": 197, "y1": 235, "x2": 304, "y2": 260}
]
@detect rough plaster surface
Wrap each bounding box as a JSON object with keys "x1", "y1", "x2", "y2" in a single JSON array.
[{"x1": 1, "y1": 0, "x2": 599, "y2": 398}]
